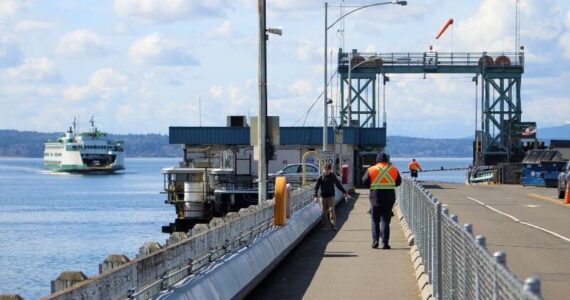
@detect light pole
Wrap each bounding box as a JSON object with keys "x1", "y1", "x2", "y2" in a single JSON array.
[
  {"x1": 323, "y1": 0, "x2": 406, "y2": 151},
  {"x1": 258, "y1": 0, "x2": 282, "y2": 204}
]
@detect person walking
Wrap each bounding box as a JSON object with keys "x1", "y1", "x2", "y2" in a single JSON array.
[
  {"x1": 314, "y1": 163, "x2": 349, "y2": 231},
  {"x1": 362, "y1": 152, "x2": 402, "y2": 249},
  {"x1": 408, "y1": 158, "x2": 422, "y2": 180}
]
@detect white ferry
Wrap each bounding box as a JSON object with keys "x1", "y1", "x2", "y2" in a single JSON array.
[{"x1": 43, "y1": 117, "x2": 125, "y2": 173}]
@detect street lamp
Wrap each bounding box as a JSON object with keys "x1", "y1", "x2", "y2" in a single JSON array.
[
  {"x1": 323, "y1": 0, "x2": 407, "y2": 151},
  {"x1": 258, "y1": 0, "x2": 282, "y2": 204}
]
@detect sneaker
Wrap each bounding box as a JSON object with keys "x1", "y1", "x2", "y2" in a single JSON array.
[
  {"x1": 372, "y1": 240, "x2": 379, "y2": 249},
  {"x1": 382, "y1": 243, "x2": 391, "y2": 250}
]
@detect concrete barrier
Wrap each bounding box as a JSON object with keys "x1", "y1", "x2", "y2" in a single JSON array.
[
  {"x1": 43, "y1": 187, "x2": 314, "y2": 300},
  {"x1": 153, "y1": 202, "x2": 322, "y2": 299}
]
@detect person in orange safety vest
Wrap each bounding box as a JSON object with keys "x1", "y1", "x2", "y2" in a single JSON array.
[
  {"x1": 362, "y1": 152, "x2": 402, "y2": 249},
  {"x1": 408, "y1": 158, "x2": 422, "y2": 180}
]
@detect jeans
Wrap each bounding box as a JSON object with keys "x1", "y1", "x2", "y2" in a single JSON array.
[{"x1": 370, "y1": 201, "x2": 395, "y2": 244}]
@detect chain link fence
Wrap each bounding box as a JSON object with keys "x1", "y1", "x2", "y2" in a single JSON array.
[{"x1": 398, "y1": 178, "x2": 542, "y2": 300}]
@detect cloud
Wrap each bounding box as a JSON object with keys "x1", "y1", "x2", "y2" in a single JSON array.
[
  {"x1": 296, "y1": 41, "x2": 320, "y2": 62},
  {"x1": 0, "y1": 0, "x2": 29, "y2": 19},
  {"x1": 207, "y1": 20, "x2": 233, "y2": 38},
  {"x1": 129, "y1": 33, "x2": 198, "y2": 66},
  {"x1": 114, "y1": 0, "x2": 230, "y2": 23},
  {"x1": 4, "y1": 57, "x2": 60, "y2": 83},
  {"x1": 56, "y1": 30, "x2": 111, "y2": 57},
  {"x1": 0, "y1": 38, "x2": 22, "y2": 67},
  {"x1": 64, "y1": 68, "x2": 128, "y2": 101},
  {"x1": 455, "y1": 0, "x2": 564, "y2": 52},
  {"x1": 14, "y1": 19, "x2": 55, "y2": 32},
  {"x1": 271, "y1": 0, "x2": 318, "y2": 11},
  {"x1": 289, "y1": 79, "x2": 313, "y2": 96},
  {"x1": 210, "y1": 85, "x2": 223, "y2": 97},
  {"x1": 559, "y1": 9, "x2": 570, "y2": 59}
]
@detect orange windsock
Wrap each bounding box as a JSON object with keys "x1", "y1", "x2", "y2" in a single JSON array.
[{"x1": 435, "y1": 18, "x2": 454, "y2": 39}]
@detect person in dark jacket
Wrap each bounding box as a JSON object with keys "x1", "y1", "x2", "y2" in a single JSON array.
[
  {"x1": 314, "y1": 163, "x2": 349, "y2": 230},
  {"x1": 362, "y1": 152, "x2": 402, "y2": 249}
]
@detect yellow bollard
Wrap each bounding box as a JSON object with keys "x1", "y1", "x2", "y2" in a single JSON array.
[{"x1": 274, "y1": 176, "x2": 287, "y2": 225}]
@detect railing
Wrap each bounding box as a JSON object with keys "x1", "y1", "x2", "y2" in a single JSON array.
[
  {"x1": 397, "y1": 178, "x2": 541, "y2": 300},
  {"x1": 339, "y1": 51, "x2": 524, "y2": 68},
  {"x1": 45, "y1": 187, "x2": 314, "y2": 300}
]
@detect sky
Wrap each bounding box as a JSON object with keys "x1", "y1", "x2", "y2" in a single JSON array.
[{"x1": 0, "y1": 0, "x2": 569, "y2": 138}]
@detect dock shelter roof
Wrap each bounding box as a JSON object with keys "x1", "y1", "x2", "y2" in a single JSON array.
[{"x1": 169, "y1": 126, "x2": 386, "y2": 147}]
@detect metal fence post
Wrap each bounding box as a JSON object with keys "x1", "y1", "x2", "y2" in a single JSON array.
[
  {"x1": 475, "y1": 235, "x2": 486, "y2": 300},
  {"x1": 435, "y1": 201, "x2": 443, "y2": 299},
  {"x1": 463, "y1": 223, "x2": 473, "y2": 299},
  {"x1": 523, "y1": 277, "x2": 541, "y2": 299},
  {"x1": 493, "y1": 251, "x2": 507, "y2": 300}
]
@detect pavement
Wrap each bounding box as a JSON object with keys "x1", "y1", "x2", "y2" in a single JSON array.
[
  {"x1": 421, "y1": 181, "x2": 570, "y2": 300},
  {"x1": 248, "y1": 189, "x2": 420, "y2": 300}
]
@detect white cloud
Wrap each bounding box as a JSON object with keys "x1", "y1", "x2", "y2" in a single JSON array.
[
  {"x1": 14, "y1": 19, "x2": 55, "y2": 32},
  {"x1": 129, "y1": 33, "x2": 197, "y2": 66},
  {"x1": 0, "y1": 0, "x2": 28, "y2": 19},
  {"x1": 0, "y1": 38, "x2": 22, "y2": 67},
  {"x1": 296, "y1": 41, "x2": 320, "y2": 62},
  {"x1": 456, "y1": 0, "x2": 563, "y2": 52},
  {"x1": 271, "y1": 0, "x2": 317, "y2": 11},
  {"x1": 64, "y1": 68, "x2": 128, "y2": 101},
  {"x1": 4, "y1": 57, "x2": 60, "y2": 83},
  {"x1": 210, "y1": 85, "x2": 223, "y2": 97},
  {"x1": 289, "y1": 79, "x2": 313, "y2": 96},
  {"x1": 114, "y1": 0, "x2": 230, "y2": 23},
  {"x1": 559, "y1": 9, "x2": 570, "y2": 59},
  {"x1": 207, "y1": 20, "x2": 233, "y2": 38},
  {"x1": 56, "y1": 30, "x2": 111, "y2": 57}
]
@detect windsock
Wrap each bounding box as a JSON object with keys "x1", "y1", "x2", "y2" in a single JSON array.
[{"x1": 435, "y1": 18, "x2": 454, "y2": 39}]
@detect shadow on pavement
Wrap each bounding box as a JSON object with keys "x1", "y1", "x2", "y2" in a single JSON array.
[{"x1": 247, "y1": 193, "x2": 359, "y2": 299}]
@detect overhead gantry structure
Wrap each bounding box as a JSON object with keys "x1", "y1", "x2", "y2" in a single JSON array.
[{"x1": 337, "y1": 48, "x2": 527, "y2": 165}]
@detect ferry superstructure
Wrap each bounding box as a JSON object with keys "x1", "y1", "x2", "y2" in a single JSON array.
[{"x1": 43, "y1": 118, "x2": 125, "y2": 173}]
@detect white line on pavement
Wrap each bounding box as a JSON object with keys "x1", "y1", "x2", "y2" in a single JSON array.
[{"x1": 466, "y1": 196, "x2": 570, "y2": 243}]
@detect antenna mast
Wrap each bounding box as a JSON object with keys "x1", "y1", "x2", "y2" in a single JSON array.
[{"x1": 515, "y1": 0, "x2": 520, "y2": 52}]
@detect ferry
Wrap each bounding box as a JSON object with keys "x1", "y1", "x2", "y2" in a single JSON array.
[{"x1": 43, "y1": 117, "x2": 125, "y2": 173}]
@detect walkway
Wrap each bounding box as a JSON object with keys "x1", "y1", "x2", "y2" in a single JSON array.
[{"x1": 249, "y1": 189, "x2": 420, "y2": 300}]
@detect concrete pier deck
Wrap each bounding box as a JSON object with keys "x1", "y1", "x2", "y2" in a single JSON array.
[
  {"x1": 418, "y1": 181, "x2": 570, "y2": 300},
  {"x1": 249, "y1": 189, "x2": 420, "y2": 300}
]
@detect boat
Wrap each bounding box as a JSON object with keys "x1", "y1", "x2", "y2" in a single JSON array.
[{"x1": 43, "y1": 117, "x2": 125, "y2": 173}]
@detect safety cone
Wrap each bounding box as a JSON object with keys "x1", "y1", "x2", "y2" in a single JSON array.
[{"x1": 565, "y1": 181, "x2": 570, "y2": 205}]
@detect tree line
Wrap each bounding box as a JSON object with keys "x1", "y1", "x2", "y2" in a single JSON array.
[{"x1": 0, "y1": 130, "x2": 473, "y2": 158}]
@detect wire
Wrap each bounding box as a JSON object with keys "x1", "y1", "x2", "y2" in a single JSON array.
[{"x1": 292, "y1": 70, "x2": 339, "y2": 126}]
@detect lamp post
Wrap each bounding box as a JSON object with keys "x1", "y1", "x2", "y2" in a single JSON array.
[
  {"x1": 258, "y1": 0, "x2": 282, "y2": 204},
  {"x1": 323, "y1": 0, "x2": 407, "y2": 151}
]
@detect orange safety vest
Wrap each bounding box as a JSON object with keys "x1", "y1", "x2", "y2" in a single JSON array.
[
  {"x1": 368, "y1": 163, "x2": 399, "y2": 190},
  {"x1": 408, "y1": 161, "x2": 421, "y2": 171}
]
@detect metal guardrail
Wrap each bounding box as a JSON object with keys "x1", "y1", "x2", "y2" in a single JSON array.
[
  {"x1": 45, "y1": 187, "x2": 314, "y2": 300},
  {"x1": 339, "y1": 51, "x2": 524, "y2": 68},
  {"x1": 397, "y1": 178, "x2": 541, "y2": 300}
]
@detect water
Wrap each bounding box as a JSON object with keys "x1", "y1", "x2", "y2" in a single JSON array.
[
  {"x1": 391, "y1": 157, "x2": 471, "y2": 183},
  {"x1": 0, "y1": 156, "x2": 470, "y2": 298},
  {"x1": 0, "y1": 158, "x2": 178, "y2": 299}
]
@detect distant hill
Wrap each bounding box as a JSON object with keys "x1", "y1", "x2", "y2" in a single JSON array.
[
  {"x1": 0, "y1": 130, "x2": 180, "y2": 158},
  {"x1": 1, "y1": 124, "x2": 568, "y2": 158},
  {"x1": 538, "y1": 124, "x2": 570, "y2": 140},
  {"x1": 386, "y1": 135, "x2": 472, "y2": 157}
]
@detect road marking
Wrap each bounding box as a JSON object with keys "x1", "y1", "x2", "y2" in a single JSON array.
[
  {"x1": 524, "y1": 204, "x2": 541, "y2": 208},
  {"x1": 527, "y1": 193, "x2": 568, "y2": 207},
  {"x1": 466, "y1": 196, "x2": 570, "y2": 243}
]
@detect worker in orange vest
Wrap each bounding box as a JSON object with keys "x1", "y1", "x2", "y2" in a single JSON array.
[
  {"x1": 362, "y1": 152, "x2": 402, "y2": 249},
  {"x1": 408, "y1": 158, "x2": 422, "y2": 180}
]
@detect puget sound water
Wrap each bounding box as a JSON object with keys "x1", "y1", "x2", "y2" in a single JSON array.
[{"x1": 0, "y1": 157, "x2": 471, "y2": 298}]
